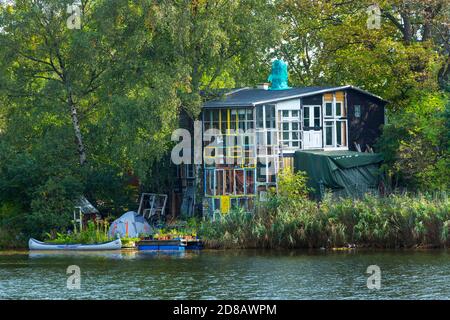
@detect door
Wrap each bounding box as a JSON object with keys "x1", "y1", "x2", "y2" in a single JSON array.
[{"x1": 303, "y1": 105, "x2": 322, "y2": 149}]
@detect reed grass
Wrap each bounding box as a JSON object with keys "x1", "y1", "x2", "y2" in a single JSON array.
[{"x1": 200, "y1": 192, "x2": 450, "y2": 249}]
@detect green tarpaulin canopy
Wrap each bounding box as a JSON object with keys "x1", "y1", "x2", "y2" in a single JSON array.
[{"x1": 293, "y1": 150, "x2": 383, "y2": 198}]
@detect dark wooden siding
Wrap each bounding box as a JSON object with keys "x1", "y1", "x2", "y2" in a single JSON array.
[
  {"x1": 302, "y1": 94, "x2": 322, "y2": 106},
  {"x1": 346, "y1": 89, "x2": 386, "y2": 151}
]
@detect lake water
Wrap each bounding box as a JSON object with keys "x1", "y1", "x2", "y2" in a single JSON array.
[{"x1": 1, "y1": 249, "x2": 450, "y2": 299}]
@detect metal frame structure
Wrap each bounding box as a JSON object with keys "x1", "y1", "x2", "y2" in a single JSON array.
[{"x1": 137, "y1": 193, "x2": 168, "y2": 222}]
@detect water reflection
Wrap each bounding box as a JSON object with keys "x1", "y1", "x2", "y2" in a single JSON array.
[
  {"x1": 0, "y1": 249, "x2": 449, "y2": 299},
  {"x1": 27, "y1": 249, "x2": 202, "y2": 260},
  {"x1": 28, "y1": 251, "x2": 127, "y2": 260}
]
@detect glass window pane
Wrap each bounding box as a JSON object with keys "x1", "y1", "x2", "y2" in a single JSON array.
[
  {"x1": 304, "y1": 107, "x2": 310, "y2": 118},
  {"x1": 282, "y1": 110, "x2": 289, "y2": 118},
  {"x1": 230, "y1": 110, "x2": 237, "y2": 131},
  {"x1": 216, "y1": 170, "x2": 223, "y2": 195},
  {"x1": 283, "y1": 123, "x2": 289, "y2": 130},
  {"x1": 336, "y1": 102, "x2": 342, "y2": 116},
  {"x1": 256, "y1": 106, "x2": 264, "y2": 128},
  {"x1": 314, "y1": 118, "x2": 320, "y2": 128},
  {"x1": 270, "y1": 106, "x2": 275, "y2": 118},
  {"x1": 325, "y1": 121, "x2": 333, "y2": 146},
  {"x1": 283, "y1": 132, "x2": 289, "y2": 140},
  {"x1": 354, "y1": 105, "x2": 361, "y2": 118},
  {"x1": 239, "y1": 120, "x2": 245, "y2": 131},
  {"x1": 247, "y1": 109, "x2": 254, "y2": 120},
  {"x1": 212, "y1": 110, "x2": 219, "y2": 121},
  {"x1": 303, "y1": 107, "x2": 310, "y2": 127},
  {"x1": 206, "y1": 170, "x2": 213, "y2": 195},
  {"x1": 257, "y1": 165, "x2": 266, "y2": 182},
  {"x1": 238, "y1": 109, "x2": 246, "y2": 121},
  {"x1": 292, "y1": 110, "x2": 299, "y2": 118},
  {"x1": 326, "y1": 127, "x2": 332, "y2": 146},
  {"x1": 325, "y1": 103, "x2": 333, "y2": 116},
  {"x1": 337, "y1": 121, "x2": 342, "y2": 145},
  {"x1": 221, "y1": 110, "x2": 228, "y2": 133},
  {"x1": 203, "y1": 110, "x2": 210, "y2": 121},
  {"x1": 314, "y1": 107, "x2": 320, "y2": 118},
  {"x1": 235, "y1": 170, "x2": 244, "y2": 195},
  {"x1": 292, "y1": 122, "x2": 299, "y2": 130},
  {"x1": 246, "y1": 170, "x2": 255, "y2": 194},
  {"x1": 265, "y1": 105, "x2": 275, "y2": 129},
  {"x1": 225, "y1": 170, "x2": 233, "y2": 195}
]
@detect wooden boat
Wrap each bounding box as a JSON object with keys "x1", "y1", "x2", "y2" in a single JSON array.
[
  {"x1": 137, "y1": 238, "x2": 203, "y2": 251},
  {"x1": 28, "y1": 238, "x2": 122, "y2": 251}
]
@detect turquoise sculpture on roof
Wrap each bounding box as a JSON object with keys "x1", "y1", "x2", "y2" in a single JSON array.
[{"x1": 268, "y1": 59, "x2": 291, "y2": 90}]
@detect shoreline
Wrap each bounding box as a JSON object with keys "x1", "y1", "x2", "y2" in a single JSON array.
[{"x1": 2, "y1": 245, "x2": 449, "y2": 253}]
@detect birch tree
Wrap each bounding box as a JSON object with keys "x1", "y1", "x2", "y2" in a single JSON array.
[{"x1": 0, "y1": 0, "x2": 125, "y2": 165}]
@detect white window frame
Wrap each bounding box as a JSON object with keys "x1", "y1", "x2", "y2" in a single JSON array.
[
  {"x1": 324, "y1": 101, "x2": 334, "y2": 118},
  {"x1": 255, "y1": 104, "x2": 279, "y2": 190},
  {"x1": 335, "y1": 119, "x2": 348, "y2": 148},
  {"x1": 303, "y1": 105, "x2": 321, "y2": 130},
  {"x1": 280, "y1": 110, "x2": 301, "y2": 149},
  {"x1": 185, "y1": 164, "x2": 195, "y2": 179},
  {"x1": 323, "y1": 95, "x2": 348, "y2": 150}
]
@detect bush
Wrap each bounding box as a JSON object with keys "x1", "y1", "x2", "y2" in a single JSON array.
[
  {"x1": 378, "y1": 91, "x2": 450, "y2": 191},
  {"x1": 0, "y1": 202, "x2": 27, "y2": 248},
  {"x1": 27, "y1": 176, "x2": 83, "y2": 238},
  {"x1": 0, "y1": 139, "x2": 139, "y2": 246},
  {"x1": 276, "y1": 168, "x2": 311, "y2": 202},
  {"x1": 45, "y1": 220, "x2": 110, "y2": 244}
]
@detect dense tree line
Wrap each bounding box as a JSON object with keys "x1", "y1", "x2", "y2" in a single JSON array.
[{"x1": 0, "y1": 0, "x2": 448, "y2": 245}]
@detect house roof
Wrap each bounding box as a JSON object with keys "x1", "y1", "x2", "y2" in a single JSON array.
[
  {"x1": 75, "y1": 196, "x2": 99, "y2": 214},
  {"x1": 203, "y1": 85, "x2": 387, "y2": 108}
]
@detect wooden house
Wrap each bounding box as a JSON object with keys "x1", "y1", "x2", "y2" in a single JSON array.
[{"x1": 200, "y1": 80, "x2": 387, "y2": 215}]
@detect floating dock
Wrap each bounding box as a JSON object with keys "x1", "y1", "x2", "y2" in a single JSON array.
[{"x1": 137, "y1": 238, "x2": 203, "y2": 251}]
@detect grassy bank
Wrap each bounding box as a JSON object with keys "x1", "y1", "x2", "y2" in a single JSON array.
[
  {"x1": 2, "y1": 193, "x2": 449, "y2": 250},
  {"x1": 1, "y1": 166, "x2": 449, "y2": 250},
  {"x1": 200, "y1": 193, "x2": 450, "y2": 249}
]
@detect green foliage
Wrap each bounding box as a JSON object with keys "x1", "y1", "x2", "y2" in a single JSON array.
[
  {"x1": 45, "y1": 220, "x2": 110, "y2": 244},
  {"x1": 276, "y1": 0, "x2": 449, "y2": 191},
  {"x1": 276, "y1": 0, "x2": 447, "y2": 101},
  {"x1": 200, "y1": 193, "x2": 450, "y2": 249},
  {"x1": 0, "y1": 202, "x2": 27, "y2": 248},
  {"x1": 120, "y1": 237, "x2": 140, "y2": 247},
  {"x1": 0, "y1": 1, "x2": 280, "y2": 247},
  {"x1": 0, "y1": 0, "x2": 448, "y2": 247},
  {"x1": 153, "y1": 219, "x2": 199, "y2": 239},
  {"x1": 276, "y1": 168, "x2": 311, "y2": 202},
  {"x1": 378, "y1": 91, "x2": 450, "y2": 191},
  {"x1": 28, "y1": 176, "x2": 83, "y2": 236}
]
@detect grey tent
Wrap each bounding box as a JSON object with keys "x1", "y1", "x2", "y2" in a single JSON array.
[{"x1": 108, "y1": 211, "x2": 153, "y2": 238}]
